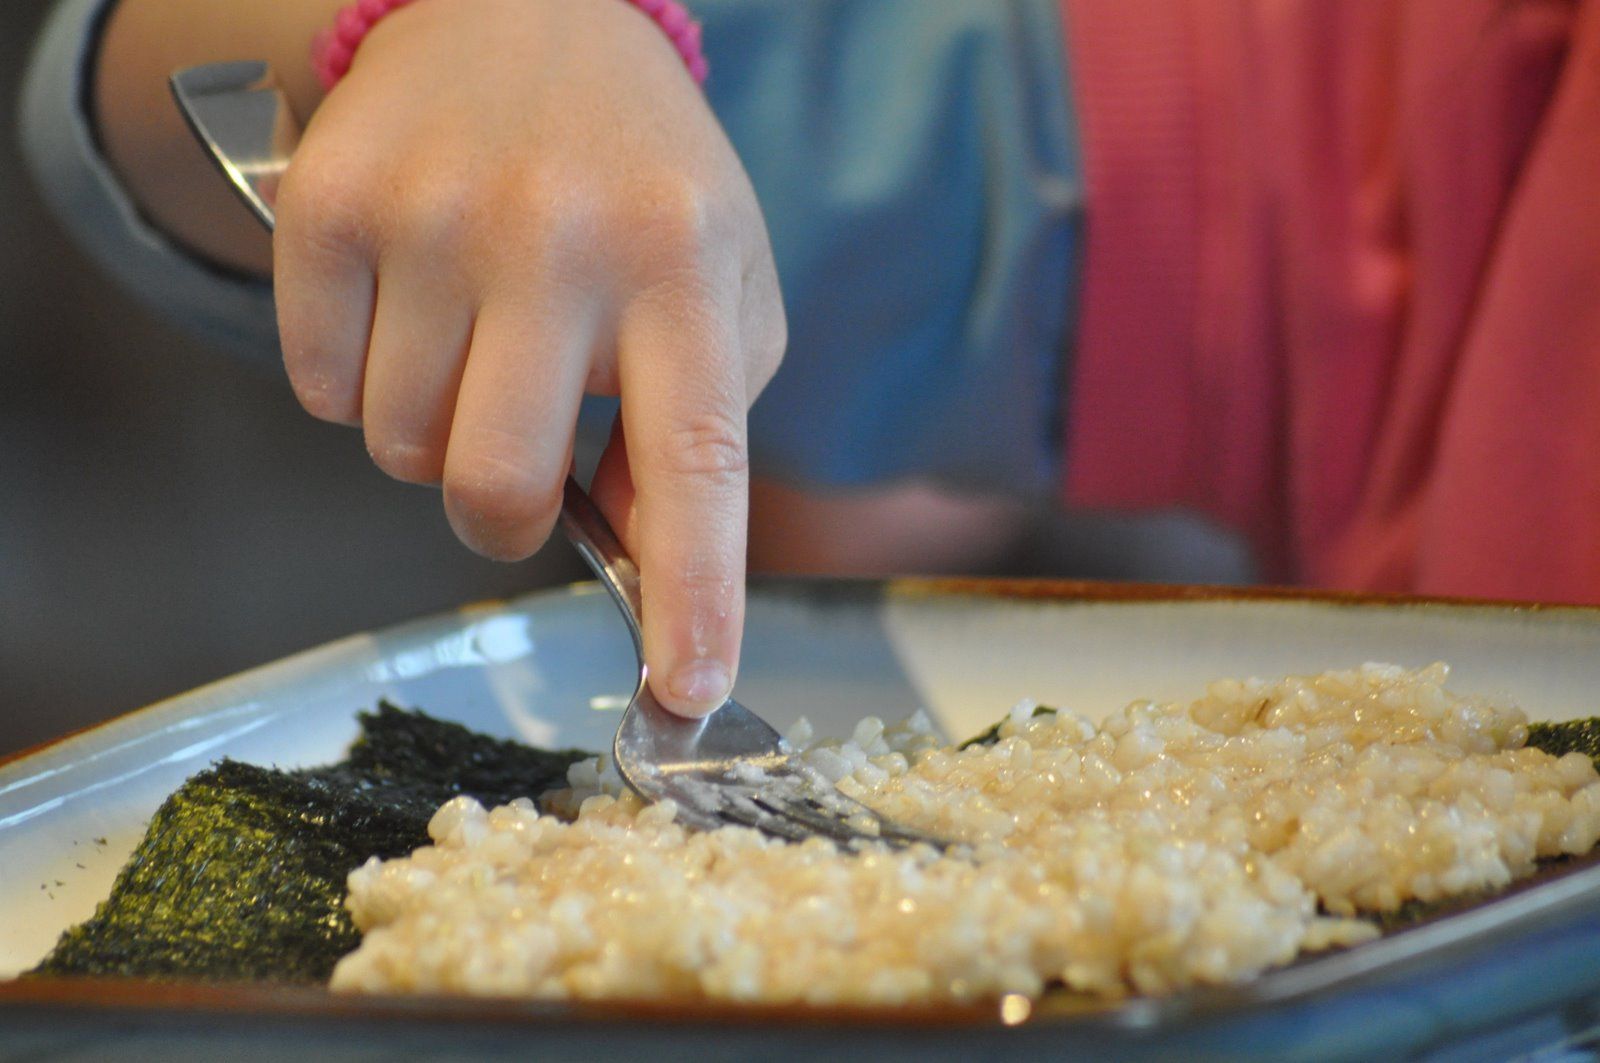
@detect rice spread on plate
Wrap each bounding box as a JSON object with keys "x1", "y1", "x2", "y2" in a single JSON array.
[{"x1": 329, "y1": 664, "x2": 1600, "y2": 1003}]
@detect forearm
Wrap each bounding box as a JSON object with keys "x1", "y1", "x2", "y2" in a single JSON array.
[{"x1": 93, "y1": 0, "x2": 343, "y2": 275}]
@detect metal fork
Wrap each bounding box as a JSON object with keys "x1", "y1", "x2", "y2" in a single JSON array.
[
  {"x1": 170, "y1": 61, "x2": 944, "y2": 849},
  {"x1": 559, "y1": 482, "x2": 943, "y2": 847}
]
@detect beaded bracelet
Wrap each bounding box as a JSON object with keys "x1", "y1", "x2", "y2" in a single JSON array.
[{"x1": 310, "y1": 0, "x2": 708, "y2": 93}]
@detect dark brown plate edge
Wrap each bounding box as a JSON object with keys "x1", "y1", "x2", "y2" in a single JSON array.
[{"x1": 6, "y1": 575, "x2": 1600, "y2": 1033}]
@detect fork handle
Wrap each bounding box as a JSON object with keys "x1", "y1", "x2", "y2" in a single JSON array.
[
  {"x1": 171, "y1": 61, "x2": 650, "y2": 661},
  {"x1": 558, "y1": 479, "x2": 646, "y2": 659}
]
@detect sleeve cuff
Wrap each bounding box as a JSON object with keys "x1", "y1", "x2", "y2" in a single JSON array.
[{"x1": 19, "y1": 0, "x2": 282, "y2": 366}]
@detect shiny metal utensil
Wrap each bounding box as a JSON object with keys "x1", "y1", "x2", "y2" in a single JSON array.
[
  {"x1": 170, "y1": 61, "x2": 298, "y2": 228},
  {"x1": 170, "y1": 62, "x2": 944, "y2": 849},
  {"x1": 561, "y1": 481, "x2": 944, "y2": 848}
]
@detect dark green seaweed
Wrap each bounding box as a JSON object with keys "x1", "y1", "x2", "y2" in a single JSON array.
[
  {"x1": 958, "y1": 705, "x2": 1058, "y2": 750},
  {"x1": 31, "y1": 705, "x2": 1600, "y2": 984},
  {"x1": 963, "y1": 710, "x2": 1600, "y2": 771},
  {"x1": 1527, "y1": 718, "x2": 1600, "y2": 772},
  {"x1": 31, "y1": 704, "x2": 588, "y2": 983}
]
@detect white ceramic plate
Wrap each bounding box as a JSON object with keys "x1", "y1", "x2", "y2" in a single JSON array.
[{"x1": 5, "y1": 579, "x2": 1600, "y2": 1059}]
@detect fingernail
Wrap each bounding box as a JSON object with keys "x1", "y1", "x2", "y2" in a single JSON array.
[{"x1": 666, "y1": 659, "x2": 731, "y2": 716}]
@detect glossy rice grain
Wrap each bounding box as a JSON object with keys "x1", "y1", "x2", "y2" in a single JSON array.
[{"x1": 331, "y1": 664, "x2": 1600, "y2": 1002}]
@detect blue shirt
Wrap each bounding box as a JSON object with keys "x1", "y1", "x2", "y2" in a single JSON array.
[{"x1": 21, "y1": 0, "x2": 1081, "y2": 497}]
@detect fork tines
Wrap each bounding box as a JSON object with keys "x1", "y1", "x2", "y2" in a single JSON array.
[{"x1": 671, "y1": 762, "x2": 947, "y2": 851}]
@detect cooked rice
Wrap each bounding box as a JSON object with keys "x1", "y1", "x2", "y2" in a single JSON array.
[{"x1": 330, "y1": 664, "x2": 1600, "y2": 1002}]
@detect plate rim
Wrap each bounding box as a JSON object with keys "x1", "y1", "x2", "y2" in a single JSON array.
[
  {"x1": 6, "y1": 575, "x2": 1600, "y2": 1037},
  {"x1": 10, "y1": 574, "x2": 1595, "y2": 775}
]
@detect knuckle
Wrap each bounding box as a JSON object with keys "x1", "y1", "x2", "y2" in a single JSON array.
[
  {"x1": 756, "y1": 306, "x2": 788, "y2": 383},
  {"x1": 618, "y1": 173, "x2": 721, "y2": 264},
  {"x1": 290, "y1": 376, "x2": 361, "y2": 425},
  {"x1": 279, "y1": 335, "x2": 362, "y2": 427},
  {"x1": 397, "y1": 172, "x2": 477, "y2": 252},
  {"x1": 734, "y1": 255, "x2": 787, "y2": 400},
  {"x1": 443, "y1": 452, "x2": 560, "y2": 555},
  {"x1": 478, "y1": 166, "x2": 594, "y2": 277},
  {"x1": 661, "y1": 411, "x2": 749, "y2": 482},
  {"x1": 507, "y1": 160, "x2": 588, "y2": 229},
  {"x1": 770, "y1": 317, "x2": 789, "y2": 370},
  {"x1": 279, "y1": 159, "x2": 370, "y2": 256},
  {"x1": 366, "y1": 435, "x2": 444, "y2": 484}
]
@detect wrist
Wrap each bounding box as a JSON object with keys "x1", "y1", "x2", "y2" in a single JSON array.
[
  {"x1": 310, "y1": 0, "x2": 707, "y2": 93},
  {"x1": 91, "y1": 0, "x2": 346, "y2": 275}
]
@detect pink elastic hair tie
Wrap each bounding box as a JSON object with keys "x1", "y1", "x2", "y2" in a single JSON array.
[{"x1": 310, "y1": 0, "x2": 708, "y2": 92}]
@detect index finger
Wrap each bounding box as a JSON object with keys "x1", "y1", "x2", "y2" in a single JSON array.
[{"x1": 616, "y1": 280, "x2": 749, "y2": 718}]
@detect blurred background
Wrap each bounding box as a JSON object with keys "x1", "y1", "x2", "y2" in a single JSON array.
[{"x1": 0, "y1": 0, "x2": 1250, "y2": 758}]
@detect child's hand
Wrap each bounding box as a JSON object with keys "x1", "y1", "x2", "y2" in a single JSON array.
[{"x1": 274, "y1": 0, "x2": 785, "y2": 716}]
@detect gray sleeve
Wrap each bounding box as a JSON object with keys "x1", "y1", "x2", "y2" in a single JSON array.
[{"x1": 18, "y1": 0, "x2": 281, "y2": 365}]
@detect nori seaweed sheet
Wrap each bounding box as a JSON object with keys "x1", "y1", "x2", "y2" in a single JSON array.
[
  {"x1": 1527, "y1": 718, "x2": 1600, "y2": 769},
  {"x1": 958, "y1": 705, "x2": 1059, "y2": 750},
  {"x1": 962, "y1": 707, "x2": 1600, "y2": 770},
  {"x1": 30, "y1": 703, "x2": 588, "y2": 983},
  {"x1": 31, "y1": 702, "x2": 1600, "y2": 986}
]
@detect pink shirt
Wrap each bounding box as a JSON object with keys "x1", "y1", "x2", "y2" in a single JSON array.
[{"x1": 1061, "y1": 1, "x2": 1600, "y2": 603}]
